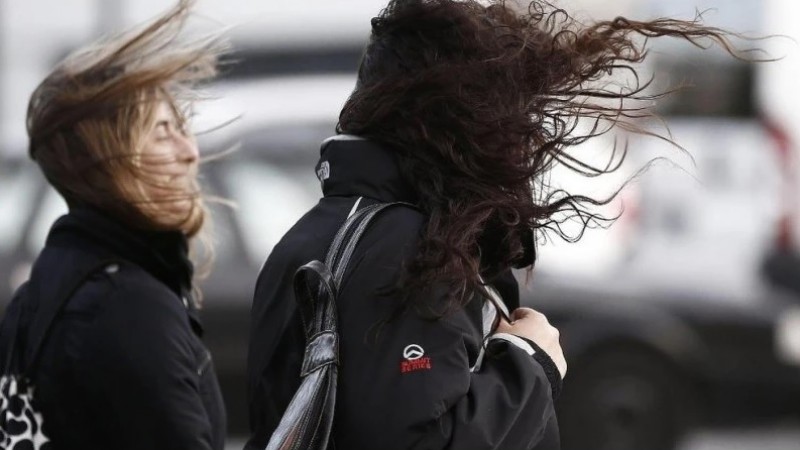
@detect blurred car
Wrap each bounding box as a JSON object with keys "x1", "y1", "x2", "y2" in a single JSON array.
[
  {"x1": 540, "y1": 55, "x2": 800, "y2": 450},
  {"x1": 531, "y1": 271, "x2": 800, "y2": 450},
  {"x1": 3, "y1": 74, "x2": 800, "y2": 450}
]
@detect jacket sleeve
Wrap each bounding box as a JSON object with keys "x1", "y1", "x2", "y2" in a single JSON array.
[
  {"x1": 76, "y1": 280, "x2": 217, "y2": 450},
  {"x1": 334, "y1": 283, "x2": 559, "y2": 450}
]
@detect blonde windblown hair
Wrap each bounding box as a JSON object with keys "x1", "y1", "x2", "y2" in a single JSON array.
[{"x1": 27, "y1": 0, "x2": 226, "y2": 238}]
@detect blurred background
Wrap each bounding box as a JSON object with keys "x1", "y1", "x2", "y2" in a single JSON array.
[{"x1": 2, "y1": 1, "x2": 800, "y2": 449}]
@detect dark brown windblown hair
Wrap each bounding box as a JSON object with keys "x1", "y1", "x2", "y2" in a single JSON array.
[{"x1": 338, "y1": 0, "x2": 751, "y2": 313}]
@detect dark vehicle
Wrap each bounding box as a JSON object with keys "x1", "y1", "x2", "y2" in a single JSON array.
[
  {"x1": 2, "y1": 76, "x2": 800, "y2": 450},
  {"x1": 532, "y1": 273, "x2": 800, "y2": 450}
]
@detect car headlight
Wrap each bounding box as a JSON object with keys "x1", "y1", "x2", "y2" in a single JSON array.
[{"x1": 776, "y1": 306, "x2": 800, "y2": 366}]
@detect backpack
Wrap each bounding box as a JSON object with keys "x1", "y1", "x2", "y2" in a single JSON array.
[
  {"x1": 0, "y1": 256, "x2": 119, "y2": 450},
  {"x1": 266, "y1": 202, "x2": 407, "y2": 450}
]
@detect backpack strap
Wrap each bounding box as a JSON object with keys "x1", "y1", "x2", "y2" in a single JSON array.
[
  {"x1": 266, "y1": 201, "x2": 414, "y2": 450},
  {"x1": 295, "y1": 202, "x2": 410, "y2": 348},
  {"x1": 21, "y1": 249, "x2": 120, "y2": 378},
  {"x1": 323, "y1": 203, "x2": 383, "y2": 273},
  {"x1": 324, "y1": 202, "x2": 409, "y2": 288}
]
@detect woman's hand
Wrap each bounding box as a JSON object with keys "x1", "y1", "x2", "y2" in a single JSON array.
[{"x1": 496, "y1": 307, "x2": 567, "y2": 378}]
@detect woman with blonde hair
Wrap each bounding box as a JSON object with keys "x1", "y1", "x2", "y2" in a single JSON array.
[{"x1": 0, "y1": 1, "x2": 226, "y2": 449}]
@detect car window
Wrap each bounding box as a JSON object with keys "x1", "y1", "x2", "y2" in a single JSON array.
[
  {"x1": 220, "y1": 159, "x2": 319, "y2": 265},
  {"x1": 0, "y1": 163, "x2": 40, "y2": 253},
  {"x1": 27, "y1": 187, "x2": 68, "y2": 255}
]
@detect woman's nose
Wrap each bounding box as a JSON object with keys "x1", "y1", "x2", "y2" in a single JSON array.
[{"x1": 177, "y1": 133, "x2": 199, "y2": 163}]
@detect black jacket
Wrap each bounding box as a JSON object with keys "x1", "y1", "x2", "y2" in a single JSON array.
[
  {"x1": 0, "y1": 209, "x2": 226, "y2": 450},
  {"x1": 246, "y1": 137, "x2": 560, "y2": 450}
]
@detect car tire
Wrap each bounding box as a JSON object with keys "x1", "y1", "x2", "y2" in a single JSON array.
[{"x1": 557, "y1": 346, "x2": 699, "y2": 450}]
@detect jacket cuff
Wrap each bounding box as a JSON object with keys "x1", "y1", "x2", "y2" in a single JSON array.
[
  {"x1": 489, "y1": 333, "x2": 535, "y2": 356},
  {"x1": 489, "y1": 334, "x2": 562, "y2": 400},
  {"x1": 521, "y1": 336, "x2": 563, "y2": 400}
]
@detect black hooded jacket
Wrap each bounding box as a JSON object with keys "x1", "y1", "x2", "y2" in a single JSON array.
[
  {"x1": 246, "y1": 137, "x2": 561, "y2": 450},
  {"x1": 0, "y1": 208, "x2": 226, "y2": 450}
]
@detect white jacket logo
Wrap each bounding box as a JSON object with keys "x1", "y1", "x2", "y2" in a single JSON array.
[
  {"x1": 403, "y1": 344, "x2": 425, "y2": 361},
  {"x1": 401, "y1": 345, "x2": 432, "y2": 374},
  {"x1": 316, "y1": 161, "x2": 330, "y2": 182}
]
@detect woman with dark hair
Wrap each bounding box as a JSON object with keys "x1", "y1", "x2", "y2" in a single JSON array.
[
  {"x1": 0, "y1": 1, "x2": 227, "y2": 449},
  {"x1": 246, "y1": 1, "x2": 745, "y2": 449}
]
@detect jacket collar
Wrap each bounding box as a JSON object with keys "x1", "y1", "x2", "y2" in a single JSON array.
[
  {"x1": 315, "y1": 135, "x2": 417, "y2": 203},
  {"x1": 46, "y1": 208, "x2": 194, "y2": 301}
]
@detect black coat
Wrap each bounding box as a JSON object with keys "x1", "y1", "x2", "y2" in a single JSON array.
[
  {"x1": 246, "y1": 137, "x2": 560, "y2": 450},
  {"x1": 0, "y1": 208, "x2": 226, "y2": 450}
]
